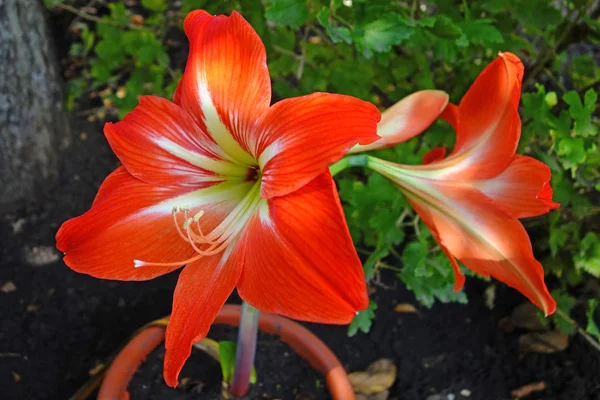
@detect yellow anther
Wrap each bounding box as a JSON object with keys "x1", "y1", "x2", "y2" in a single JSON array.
[
  {"x1": 193, "y1": 210, "x2": 205, "y2": 222},
  {"x1": 183, "y1": 218, "x2": 193, "y2": 230}
]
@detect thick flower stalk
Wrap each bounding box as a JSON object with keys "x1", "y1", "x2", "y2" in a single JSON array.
[
  {"x1": 56, "y1": 10, "x2": 380, "y2": 386},
  {"x1": 365, "y1": 53, "x2": 559, "y2": 315}
]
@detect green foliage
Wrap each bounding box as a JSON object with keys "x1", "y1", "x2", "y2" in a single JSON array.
[
  {"x1": 348, "y1": 300, "x2": 377, "y2": 337},
  {"x1": 265, "y1": 0, "x2": 309, "y2": 28},
  {"x1": 49, "y1": 0, "x2": 599, "y2": 335},
  {"x1": 549, "y1": 290, "x2": 577, "y2": 335},
  {"x1": 586, "y1": 299, "x2": 600, "y2": 340},
  {"x1": 218, "y1": 341, "x2": 257, "y2": 384}
]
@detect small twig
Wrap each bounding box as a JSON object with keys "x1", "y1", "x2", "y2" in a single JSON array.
[
  {"x1": 67, "y1": 0, "x2": 100, "y2": 31},
  {"x1": 74, "y1": 106, "x2": 106, "y2": 117},
  {"x1": 376, "y1": 261, "x2": 403, "y2": 273},
  {"x1": 555, "y1": 308, "x2": 600, "y2": 353},
  {"x1": 0, "y1": 353, "x2": 23, "y2": 358},
  {"x1": 413, "y1": 215, "x2": 421, "y2": 238},
  {"x1": 53, "y1": 3, "x2": 151, "y2": 32},
  {"x1": 356, "y1": 247, "x2": 371, "y2": 256},
  {"x1": 272, "y1": 45, "x2": 303, "y2": 60},
  {"x1": 578, "y1": 80, "x2": 600, "y2": 94},
  {"x1": 396, "y1": 208, "x2": 410, "y2": 227},
  {"x1": 389, "y1": 247, "x2": 402, "y2": 261},
  {"x1": 524, "y1": 6, "x2": 585, "y2": 87},
  {"x1": 295, "y1": 28, "x2": 309, "y2": 81},
  {"x1": 543, "y1": 67, "x2": 567, "y2": 94},
  {"x1": 410, "y1": 0, "x2": 421, "y2": 20},
  {"x1": 577, "y1": 326, "x2": 600, "y2": 353}
]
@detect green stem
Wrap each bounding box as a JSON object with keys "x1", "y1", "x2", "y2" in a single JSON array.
[
  {"x1": 330, "y1": 154, "x2": 370, "y2": 176},
  {"x1": 230, "y1": 302, "x2": 260, "y2": 397},
  {"x1": 462, "y1": 0, "x2": 470, "y2": 20},
  {"x1": 555, "y1": 308, "x2": 600, "y2": 353}
]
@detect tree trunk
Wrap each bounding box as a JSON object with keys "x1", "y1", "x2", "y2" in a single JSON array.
[{"x1": 0, "y1": 0, "x2": 69, "y2": 211}]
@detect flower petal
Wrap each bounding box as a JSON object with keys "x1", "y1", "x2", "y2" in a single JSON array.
[
  {"x1": 164, "y1": 245, "x2": 244, "y2": 387},
  {"x1": 440, "y1": 103, "x2": 458, "y2": 131},
  {"x1": 350, "y1": 90, "x2": 448, "y2": 153},
  {"x1": 236, "y1": 172, "x2": 369, "y2": 323},
  {"x1": 405, "y1": 183, "x2": 556, "y2": 315},
  {"x1": 422, "y1": 147, "x2": 447, "y2": 165},
  {"x1": 475, "y1": 155, "x2": 560, "y2": 219},
  {"x1": 419, "y1": 53, "x2": 524, "y2": 180},
  {"x1": 105, "y1": 96, "x2": 248, "y2": 187},
  {"x1": 453, "y1": 52, "x2": 523, "y2": 156},
  {"x1": 176, "y1": 10, "x2": 271, "y2": 165},
  {"x1": 56, "y1": 167, "x2": 252, "y2": 280},
  {"x1": 257, "y1": 93, "x2": 380, "y2": 198}
]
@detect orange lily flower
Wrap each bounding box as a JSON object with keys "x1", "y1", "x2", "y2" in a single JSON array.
[
  {"x1": 56, "y1": 10, "x2": 380, "y2": 386},
  {"x1": 367, "y1": 52, "x2": 559, "y2": 315}
]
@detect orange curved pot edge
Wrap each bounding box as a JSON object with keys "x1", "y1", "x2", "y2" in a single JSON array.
[{"x1": 98, "y1": 304, "x2": 355, "y2": 400}]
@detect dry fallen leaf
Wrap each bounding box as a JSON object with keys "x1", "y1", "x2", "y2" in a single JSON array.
[
  {"x1": 88, "y1": 363, "x2": 105, "y2": 376},
  {"x1": 509, "y1": 303, "x2": 548, "y2": 332},
  {"x1": 484, "y1": 284, "x2": 496, "y2": 310},
  {"x1": 394, "y1": 303, "x2": 417, "y2": 313},
  {"x1": 511, "y1": 381, "x2": 546, "y2": 398},
  {"x1": 26, "y1": 304, "x2": 39, "y2": 313},
  {"x1": 349, "y1": 359, "x2": 396, "y2": 395},
  {"x1": 356, "y1": 390, "x2": 389, "y2": 400},
  {"x1": 519, "y1": 332, "x2": 568, "y2": 353},
  {"x1": 1, "y1": 281, "x2": 17, "y2": 293}
]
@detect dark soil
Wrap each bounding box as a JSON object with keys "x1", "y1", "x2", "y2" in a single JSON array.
[
  {"x1": 129, "y1": 326, "x2": 328, "y2": 400},
  {"x1": 1, "y1": 121, "x2": 599, "y2": 400}
]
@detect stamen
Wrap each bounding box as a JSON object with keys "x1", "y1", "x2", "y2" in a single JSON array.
[{"x1": 134, "y1": 181, "x2": 262, "y2": 269}]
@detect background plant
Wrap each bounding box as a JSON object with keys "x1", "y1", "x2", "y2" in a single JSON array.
[{"x1": 47, "y1": 0, "x2": 599, "y2": 341}]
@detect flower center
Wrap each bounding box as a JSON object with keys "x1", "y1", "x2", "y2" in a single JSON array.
[{"x1": 134, "y1": 178, "x2": 262, "y2": 268}]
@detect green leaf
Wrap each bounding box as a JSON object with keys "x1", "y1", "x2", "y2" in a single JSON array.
[
  {"x1": 181, "y1": 0, "x2": 208, "y2": 12},
  {"x1": 348, "y1": 301, "x2": 377, "y2": 336},
  {"x1": 218, "y1": 341, "x2": 257, "y2": 384},
  {"x1": 141, "y1": 0, "x2": 167, "y2": 12},
  {"x1": 401, "y1": 241, "x2": 428, "y2": 271},
  {"x1": 429, "y1": 15, "x2": 463, "y2": 40},
  {"x1": 550, "y1": 290, "x2": 577, "y2": 335},
  {"x1": 218, "y1": 341, "x2": 237, "y2": 383},
  {"x1": 79, "y1": 25, "x2": 95, "y2": 54},
  {"x1": 586, "y1": 299, "x2": 600, "y2": 340},
  {"x1": 357, "y1": 14, "x2": 414, "y2": 58},
  {"x1": 574, "y1": 232, "x2": 600, "y2": 278},
  {"x1": 563, "y1": 90, "x2": 598, "y2": 137},
  {"x1": 557, "y1": 137, "x2": 587, "y2": 169},
  {"x1": 265, "y1": 0, "x2": 309, "y2": 29},
  {"x1": 317, "y1": 8, "x2": 352, "y2": 44},
  {"x1": 400, "y1": 240, "x2": 467, "y2": 307},
  {"x1": 459, "y1": 20, "x2": 504, "y2": 46}
]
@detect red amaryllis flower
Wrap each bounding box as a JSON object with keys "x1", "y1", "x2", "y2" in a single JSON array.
[
  {"x1": 367, "y1": 52, "x2": 559, "y2": 315},
  {"x1": 56, "y1": 10, "x2": 380, "y2": 386}
]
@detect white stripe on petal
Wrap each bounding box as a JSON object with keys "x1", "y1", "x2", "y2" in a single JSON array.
[
  {"x1": 155, "y1": 137, "x2": 248, "y2": 177},
  {"x1": 197, "y1": 78, "x2": 256, "y2": 166},
  {"x1": 258, "y1": 140, "x2": 280, "y2": 169},
  {"x1": 140, "y1": 181, "x2": 254, "y2": 216}
]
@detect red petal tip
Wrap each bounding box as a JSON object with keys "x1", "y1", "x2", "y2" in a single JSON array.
[{"x1": 537, "y1": 182, "x2": 560, "y2": 210}]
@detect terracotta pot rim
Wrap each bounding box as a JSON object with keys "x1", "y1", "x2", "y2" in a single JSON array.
[{"x1": 98, "y1": 304, "x2": 355, "y2": 400}]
